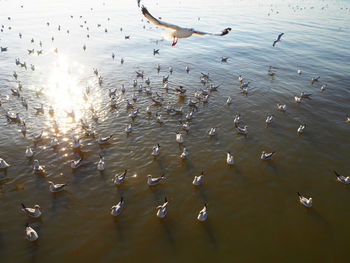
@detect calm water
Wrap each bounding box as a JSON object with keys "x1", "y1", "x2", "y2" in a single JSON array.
[{"x1": 0, "y1": 0, "x2": 350, "y2": 262}]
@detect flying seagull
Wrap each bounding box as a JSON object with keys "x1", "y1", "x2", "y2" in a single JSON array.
[
  {"x1": 272, "y1": 33, "x2": 284, "y2": 47},
  {"x1": 141, "y1": 6, "x2": 231, "y2": 46}
]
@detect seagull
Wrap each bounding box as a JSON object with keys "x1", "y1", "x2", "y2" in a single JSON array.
[
  {"x1": 156, "y1": 197, "x2": 168, "y2": 218},
  {"x1": 320, "y1": 84, "x2": 327, "y2": 92},
  {"x1": 153, "y1": 49, "x2": 159, "y2": 55},
  {"x1": 72, "y1": 137, "x2": 81, "y2": 149},
  {"x1": 233, "y1": 114, "x2": 241, "y2": 126},
  {"x1": 238, "y1": 75, "x2": 243, "y2": 83},
  {"x1": 110, "y1": 197, "x2": 124, "y2": 217},
  {"x1": 261, "y1": 151, "x2": 276, "y2": 160},
  {"x1": 176, "y1": 132, "x2": 184, "y2": 144},
  {"x1": 25, "y1": 146, "x2": 34, "y2": 158},
  {"x1": 265, "y1": 115, "x2": 274, "y2": 126},
  {"x1": 241, "y1": 82, "x2": 249, "y2": 88},
  {"x1": 152, "y1": 144, "x2": 161, "y2": 156},
  {"x1": 186, "y1": 109, "x2": 194, "y2": 121},
  {"x1": 180, "y1": 121, "x2": 190, "y2": 132},
  {"x1": 277, "y1": 104, "x2": 287, "y2": 112},
  {"x1": 0, "y1": 158, "x2": 10, "y2": 169},
  {"x1": 294, "y1": 96, "x2": 301, "y2": 103},
  {"x1": 226, "y1": 152, "x2": 234, "y2": 165},
  {"x1": 297, "y1": 124, "x2": 306, "y2": 134},
  {"x1": 169, "y1": 66, "x2": 173, "y2": 74},
  {"x1": 147, "y1": 174, "x2": 165, "y2": 186},
  {"x1": 346, "y1": 115, "x2": 350, "y2": 123},
  {"x1": 145, "y1": 77, "x2": 150, "y2": 85},
  {"x1": 48, "y1": 181, "x2": 67, "y2": 193},
  {"x1": 235, "y1": 125, "x2": 248, "y2": 135},
  {"x1": 297, "y1": 192, "x2": 312, "y2": 207},
  {"x1": 272, "y1": 33, "x2": 284, "y2": 47},
  {"x1": 25, "y1": 224, "x2": 38, "y2": 241},
  {"x1": 334, "y1": 171, "x2": 350, "y2": 184},
  {"x1": 33, "y1": 160, "x2": 45, "y2": 174},
  {"x1": 163, "y1": 75, "x2": 169, "y2": 83},
  {"x1": 311, "y1": 76, "x2": 320, "y2": 83},
  {"x1": 156, "y1": 113, "x2": 164, "y2": 124},
  {"x1": 136, "y1": 71, "x2": 144, "y2": 78},
  {"x1": 21, "y1": 203, "x2": 41, "y2": 218},
  {"x1": 209, "y1": 127, "x2": 217, "y2": 136},
  {"x1": 50, "y1": 136, "x2": 59, "y2": 147},
  {"x1": 71, "y1": 157, "x2": 83, "y2": 169},
  {"x1": 113, "y1": 170, "x2": 127, "y2": 185},
  {"x1": 97, "y1": 154, "x2": 105, "y2": 171},
  {"x1": 197, "y1": 203, "x2": 208, "y2": 221},
  {"x1": 180, "y1": 147, "x2": 188, "y2": 159},
  {"x1": 141, "y1": 6, "x2": 231, "y2": 46},
  {"x1": 146, "y1": 106, "x2": 152, "y2": 115},
  {"x1": 221, "y1": 57, "x2": 229, "y2": 62},
  {"x1": 226, "y1": 97, "x2": 232, "y2": 105},
  {"x1": 98, "y1": 135, "x2": 113, "y2": 145},
  {"x1": 192, "y1": 170, "x2": 204, "y2": 186},
  {"x1": 32, "y1": 130, "x2": 43, "y2": 143},
  {"x1": 297, "y1": 69, "x2": 301, "y2": 75},
  {"x1": 125, "y1": 123, "x2": 132, "y2": 134},
  {"x1": 185, "y1": 66, "x2": 190, "y2": 73},
  {"x1": 300, "y1": 92, "x2": 312, "y2": 98}
]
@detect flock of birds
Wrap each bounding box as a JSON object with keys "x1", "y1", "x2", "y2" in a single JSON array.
[{"x1": 0, "y1": 2, "x2": 349, "y2": 244}]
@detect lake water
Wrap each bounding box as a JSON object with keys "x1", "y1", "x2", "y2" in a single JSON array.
[{"x1": 0, "y1": 0, "x2": 350, "y2": 262}]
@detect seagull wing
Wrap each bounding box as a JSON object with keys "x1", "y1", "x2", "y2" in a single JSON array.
[
  {"x1": 142, "y1": 6, "x2": 183, "y2": 31},
  {"x1": 192, "y1": 27, "x2": 231, "y2": 36},
  {"x1": 277, "y1": 33, "x2": 284, "y2": 41}
]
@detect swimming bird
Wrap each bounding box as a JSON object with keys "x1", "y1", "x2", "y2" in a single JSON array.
[
  {"x1": 272, "y1": 33, "x2": 284, "y2": 47},
  {"x1": 185, "y1": 66, "x2": 190, "y2": 73},
  {"x1": 34, "y1": 104, "x2": 44, "y2": 114},
  {"x1": 294, "y1": 96, "x2": 301, "y2": 103},
  {"x1": 180, "y1": 147, "x2": 188, "y2": 159},
  {"x1": 152, "y1": 144, "x2": 161, "y2": 157},
  {"x1": 111, "y1": 197, "x2": 124, "y2": 217},
  {"x1": 146, "y1": 106, "x2": 152, "y2": 115},
  {"x1": 169, "y1": 66, "x2": 173, "y2": 74},
  {"x1": 11, "y1": 88, "x2": 20, "y2": 97},
  {"x1": 180, "y1": 121, "x2": 190, "y2": 132},
  {"x1": 297, "y1": 69, "x2": 301, "y2": 75},
  {"x1": 277, "y1": 104, "x2": 287, "y2": 112},
  {"x1": 5, "y1": 112, "x2": 20, "y2": 122},
  {"x1": 221, "y1": 57, "x2": 229, "y2": 62},
  {"x1": 197, "y1": 203, "x2": 208, "y2": 221},
  {"x1": 145, "y1": 77, "x2": 150, "y2": 85},
  {"x1": 297, "y1": 124, "x2": 306, "y2": 134},
  {"x1": 71, "y1": 157, "x2": 83, "y2": 169},
  {"x1": 48, "y1": 181, "x2": 67, "y2": 193},
  {"x1": 192, "y1": 170, "x2": 204, "y2": 186},
  {"x1": 72, "y1": 137, "x2": 81, "y2": 149},
  {"x1": 97, "y1": 154, "x2": 105, "y2": 171},
  {"x1": 238, "y1": 75, "x2": 243, "y2": 83},
  {"x1": 25, "y1": 224, "x2": 38, "y2": 241},
  {"x1": 226, "y1": 152, "x2": 234, "y2": 165},
  {"x1": 21, "y1": 203, "x2": 41, "y2": 218},
  {"x1": 176, "y1": 132, "x2": 184, "y2": 144},
  {"x1": 235, "y1": 125, "x2": 248, "y2": 135},
  {"x1": 226, "y1": 97, "x2": 232, "y2": 105},
  {"x1": 50, "y1": 136, "x2": 59, "y2": 147},
  {"x1": 321, "y1": 84, "x2": 327, "y2": 92},
  {"x1": 188, "y1": 98, "x2": 198, "y2": 107},
  {"x1": 156, "y1": 197, "x2": 168, "y2": 218},
  {"x1": 334, "y1": 171, "x2": 350, "y2": 184},
  {"x1": 300, "y1": 92, "x2": 312, "y2": 98},
  {"x1": 234, "y1": 114, "x2": 241, "y2": 126},
  {"x1": 129, "y1": 109, "x2": 139, "y2": 119},
  {"x1": 147, "y1": 174, "x2": 165, "y2": 186},
  {"x1": 186, "y1": 109, "x2": 194, "y2": 121},
  {"x1": 25, "y1": 146, "x2": 34, "y2": 158},
  {"x1": 312, "y1": 76, "x2": 320, "y2": 83},
  {"x1": 297, "y1": 192, "x2": 312, "y2": 207},
  {"x1": 121, "y1": 84, "x2": 126, "y2": 93},
  {"x1": 125, "y1": 123, "x2": 132, "y2": 134},
  {"x1": 141, "y1": 6, "x2": 231, "y2": 46},
  {"x1": 265, "y1": 115, "x2": 274, "y2": 126},
  {"x1": 113, "y1": 170, "x2": 127, "y2": 185},
  {"x1": 156, "y1": 113, "x2": 164, "y2": 124},
  {"x1": 136, "y1": 71, "x2": 144, "y2": 78},
  {"x1": 98, "y1": 135, "x2": 113, "y2": 145},
  {"x1": 261, "y1": 151, "x2": 276, "y2": 160},
  {"x1": 0, "y1": 158, "x2": 10, "y2": 169},
  {"x1": 156, "y1": 64, "x2": 161, "y2": 72},
  {"x1": 21, "y1": 122, "x2": 26, "y2": 134},
  {"x1": 163, "y1": 75, "x2": 169, "y2": 83},
  {"x1": 33, "y1": 160, "x2": 45, "y2": 174},
  {"x1": 174, "y1": 107, "x2": 184, "y2": 115},
  {"x1": 32, "y1": 130, "x2": 43, "y2": 143},
  {"x1": 209, "y1": 127, "x2": 217, "y2": 136}
]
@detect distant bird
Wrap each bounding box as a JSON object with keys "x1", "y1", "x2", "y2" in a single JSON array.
[
  {"x1": 180, "y1": 147, "x2": 188, "y2": 159},
  {"x1": 294, "y1": 96, "x2": 301, "y2": 103},
  {"x1": 25, "y1": 146, "x2": 34, "y2": 158},
  {"x1": 300, "y1": 92, "x2": 312, "y2": 98},
  {"x1": 221, "y1": 57, "x2": 228, "y2": 62},
  {"x1": 197, "y1": 203, "x2": 208, "y2": 221},
  {"x1": 226, "y1": 97, "x2": 232, "y2": 105},
  {"x1": 226, "y1": 152, "x2": 234, "y2": 165},
  {"x1": 21, "y1": 203, "x2": 41, "y2": 218},
  {"x1": 334, "y1": 171, "x2": 350, "y2": 184},
  {"x1": 208, "y1": 127, "x2": 217, "y2": 136},
  {"x1": 48, "y1": 181, "x2": 67, "y2": 193},
  {"x1": 235, "y1": 125, "x2": 248, "y2": 135},
  {"x1": 112, "y1": 170, "x2": 127, "y2": 185},
  {"x1": 110, "y1": 197, "x2": 124, "y2": 217},
  {"x1": 272, "y1": 33, "x2": 284, "y2": 47},
  {"x1": 176, "y1": 132, "x2": 184, "y2": 144},
  {"x1": 346, "y1": 115, "x2": 350, "y2": 123},
  {"x1": 277, "y1": 104, "x2": 287, "y2": 112},
  {"x1": 5, "y1": 112, "x2": 20, "y2": 122},
  {"x1": 141, "y1": 6, "x2": 231, "y2": 46},
  {"x1": 185, "y1": 66, "x2": 190, "y2": 73},
  {"x1": 266, "y1": 115, "x2": 274, "y2": 126},
  {"x1": 156, "y1": 197, "x2": 168, "y2": 218},
  {"x1": 192, "y1": 170, "x2": 204, "y2": 186},
  {"x1": 98, "y1": 135, "x2": 113, "y2": 144},
  {"x1": 147, "y1": 174, "x2": 165, "y2": 186},
  {"x1": 0, "y1": 158, "x2": 10, "y2": 169},
  {"x1": 261, "y1": 151, "x2": 276, "y2": 160},
  {"x1": 312, "y1": 76, "x2": 320, "y2": 83},
  {"x1": 297, "y1": 69, "x2": 302, "y2": 75},
  {"x1": 0, "y1": 47, "x2": 8, "y2": 52},
  {"x1": 234, "y1": 114, "x2": 241, "y2": 126},
  {"x1": 71, "y1": 157, "x2": 83, "y2": 169},
  {"x1": 297, "y1": 192, "x2": 312, "y2": 207},
  {"x1": 153, "y1": 49, "x2": 159, "y2": 55},
  {"x1": 97, "y1": 154, "x2": 105, "y2": 171},
  {"x1": 137, "y1": 0, "x2": 141, "y2": 8},
  {"x1": 33, "y1": 160, "x2": 45, "y2": 174},
  {"x1": 320, "y1": 84, "x2": 327, "y2": 92},
  {"x1": 152, "y1": 144, "x2": 161, "y2": 156},
  {"x1": 25, "y1": 224, "x2": 38, "y2": 241},
  {"x1": 297, "y1": 124, "x2": 306, "y2": 134}
]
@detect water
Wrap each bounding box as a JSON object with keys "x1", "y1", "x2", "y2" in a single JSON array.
[{"x1": 0, "y1": 0, "x2": 350, "y2": 262}]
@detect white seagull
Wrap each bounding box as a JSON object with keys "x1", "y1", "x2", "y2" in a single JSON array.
[
  {"x1": 71, "y1": 157, "x2": 83, "y2": 169},
  {"x1": 110, "y1": 197, "x2": 124, "y2": 217},
  {"x1": 236, "y1": 125, "x2": 248, "y2": 135},
  {"x1": 25, "y1": 224, "x2": 38, "y2": 242},
  {"x1": 25, "y1": 146, "x2": 34, "y2": 158},
  {"x1": 113, "y1": 170, "x2": 127, "y2": 185},
  {"x1": 33, "y1": 160, "x2": 45, "y2": 174},
  {"x1": 97, "y1": 154, "x2": 105, "y2": 171},
  {"x1": 180, "y1": 147, "x2": 188, "y2": 159},
  {"x1": 152, "y1": 144, "x2": 161, "y2": 157},
  {"x1": 197, "y1": 203, "x2": 208, "y2": 221},
  {"x1": 176, "y1": 132, "x2": 184, "y2": 144},
  {"x1": 156, "y1": 197, "x2": 168, "y2": 218},
  {"x1": 0, "y1": 158, "x2": 10, "y2": 169},
  {"x1": 226, "y1": 152, "x2": 234, "y2": 165},
  {"x1": 261, "y1": 151, "x2": 276, "y2": 160},
  {"x1": 98, "y1": 135, "x2": 113, "y2": 145},
  {"x1": 147, "y1": 174, "x2": 165, "y2": 186},
  {"x1": 277, "y1": 104, "x2": 287, "y2": 112},
  {"x1": 297, "y1": 124, "x2": 306, "y2": 134},
  {"x1": 21, "y1": 203, "x2": 42, "y2": 218},
  {"x1": 141, "y1": 6, "x2": 231, "y2": 46},
  {"x1": 334, "y1": 171, "x2": 350, "y2": 184},
  {"x1": 209, "y1": 127, "x2": 217, "y2": 136},
  {"x1": 192, "y1": 170, "x2": 204, "y2": 186},
  {"x1": 48, "y1": 181, "x2": 67, "y2": 193},
  {"x1": 297, "y1": 192, "x2": 312, "y2": 207}
]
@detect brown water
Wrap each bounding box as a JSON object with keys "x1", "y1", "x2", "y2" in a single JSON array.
[{"x1": 0, "y1": 0, "x2": 350, "y2": 262}]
